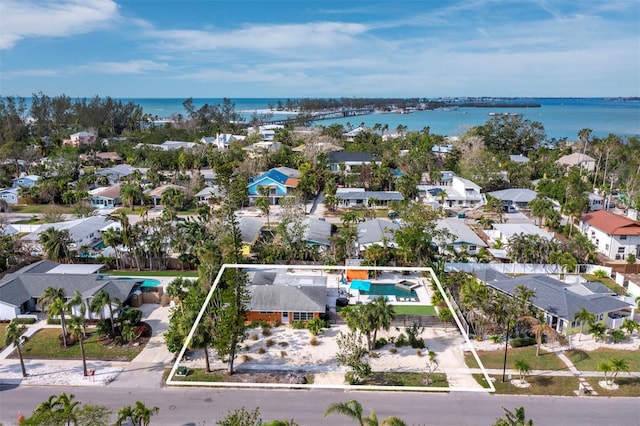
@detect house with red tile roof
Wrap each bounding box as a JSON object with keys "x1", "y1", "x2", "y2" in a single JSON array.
[{"x1": 579, "y1": 210, "x2": 640, "y2": 261}]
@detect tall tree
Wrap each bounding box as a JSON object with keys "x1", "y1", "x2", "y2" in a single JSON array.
[
  {"x1": 39, "y1": 227, "x2": 74, "y2": 263},
  {"x1": 573, "y1": 307, "x2": 596, "y2": 341},
  {"x1": 67, "y1": 316, "x2": 88, "y2": 376},
  {"x1": 325, "y1": 399, "x2": 407, "y2": 426},
  {"x1": 116, "y1": 401, "x2": 159, "y2": 426},
  {"x1": 90, "y1": 289, "x2": 119, "y2": 337},
  {"x1": 5, "y1": 320, "x2": 28, "y2": 377}
]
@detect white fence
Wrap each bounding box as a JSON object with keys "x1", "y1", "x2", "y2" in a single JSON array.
[{"x1": 445, "y1": 263, "x2": 613, "y2": 278}]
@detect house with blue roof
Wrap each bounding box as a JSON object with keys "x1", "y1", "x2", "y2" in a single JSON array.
[{"x1": 247, "y1": 167, "x2": 300, "y2": 205}]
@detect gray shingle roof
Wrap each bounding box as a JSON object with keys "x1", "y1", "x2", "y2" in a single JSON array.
[
  {"x1": 483, "y1": 274, "x2": 632, "y2": 321},
  {"x1": 357, "y1": 219, "x2": 399, "y2": 246},
  {"x1": 287, "y1": 218, "x2": 332, "y2": 247},
  {"x1": 0, "y1": 272, "x2": 141, "y2": 308},
  {"x1": 248, "y1": 285, "x2": 326, "y2": 312},
  {"x1": 436, "y1": 219, "x2": 486, "y2": 247}
]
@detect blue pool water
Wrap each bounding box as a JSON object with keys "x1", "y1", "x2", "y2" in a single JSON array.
[
  {"x1": 360, "y1": 283, "x2": 417, "y2": 300},
  {"x1": 116, "y1": 277, "x2": 161, "y2": 287}
]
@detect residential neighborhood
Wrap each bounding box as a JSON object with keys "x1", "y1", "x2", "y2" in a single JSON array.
[{"x1": 0, "y1": 95, "x2": 639, "y2": 420}]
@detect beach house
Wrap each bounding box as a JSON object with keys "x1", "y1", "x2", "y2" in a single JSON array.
[
  {"x1": 247, "y1": 167, "x2": 300, "y2": 205},
  {"x1": 579, "y1": 210, "x2": 640, "y2": 261}
]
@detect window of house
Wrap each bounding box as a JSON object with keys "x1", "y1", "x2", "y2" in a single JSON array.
[
  {"x1": 469, "y1": 245, "x2": 477, "y2": 251},
  {"x1": 293, "y1": 312, "x2": 313, "y2": 321},
  {"x1": 620, "y1": 236, "x2": 627, "y2": 240},
  {"x1": 618, "y1": 247, "x2": 625, "y2": 254},
  {"x1": 605, "y1": 244, "x2": 609, "y2": 251}
]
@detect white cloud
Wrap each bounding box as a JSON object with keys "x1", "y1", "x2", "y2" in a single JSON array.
[
  {"x1": 0, "y1": 0, "x2": 120, "y2": 49},
  {"x1": 146, "y1": 21, "x2": 369, "y2": 54},
  {"x1": 87, "y1": 60, "x2": 169, "y2": 74}
]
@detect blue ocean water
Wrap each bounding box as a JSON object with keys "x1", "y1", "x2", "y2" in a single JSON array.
[{"x1": 124, "y1": 97, "x2": 640, "y2": 141}]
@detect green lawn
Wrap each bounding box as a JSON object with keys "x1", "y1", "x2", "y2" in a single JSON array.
[
  {"x1": 393, "y1": 305, "x2": 436, "y2": 316},
  {"x1": 103, "y1": 270, "x2": 199, "y2": 277},
  {"x1": 0, "y1": 324, "x2": 8, "y2": 350},
  {"x1": 567, "y1": 348, "x2": 640, "y2": 372},
  {"x1": 13, "y1": 216, "x2": 46, "y2": 225},
  {"x1": 359, "y1": 371, "x2": 448, "y2": 388},
  {"x1": 581, "y1": 274, "x2": 627, "y2": 296},
  {"x1": 473, "y1": 374, "x2": 579, "y2": 396},
  {"x1": 583, "y1": 376, "x2": 640, "y2": 397},
  {"x1": 466, "y1": 346, "x2": 567, "y2": 371},
  {"x1": 11, "y1": 204, "x2": 75, "y2": 214},
  {"x1": 20, "y1": 329, "x2": 144, "y2": 361}
]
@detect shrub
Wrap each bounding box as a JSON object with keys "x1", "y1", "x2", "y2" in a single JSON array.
[
  {"x1": 510, "y1": 337, "x2": 536, "y2": 348},
  {"x1": 309, "y1": 336, "x2": 319, "y2": 346},
  {"x1": 375, "y1": 337, "x2": 388, "y2": 349},
  {"x1": 258, "y1": 347, "x2": 266, "y2": 355},
  {"x1": 261, "y1": 326, "x2": 272, "y2": 336},
  {"x1": 416, "y1": 349, "x2": 423, "y2": 357},
  {"x1": 250, "y1": 333, "x2": 259, "y2": 340},
  {"x1": 280, "y1": 350, "x2": 287, "y2": 358},
  {"x1": 241, "y1": 354, "x2": 253, "y2": 362},
  {"x1": 278, "y1": 341, "x2": 288, "y2": 347},
  {"x1": 265, "y1": 338, "x2": 275, "y2": 347},
  {"x1": 47, "y1": 318, "x2": 62, "y2": 325},
  {"x1": 306, "y1": 318, "x2": 325, "y2": 336},
  {"x1": 273, "y1": 319, "x2": 282, "y2": 327},
  {"x1": 489, "y1": 334, "x2": 503, "y2": 344},
  {"x1": 593, "y1": 269, "x2": 607, "y2": 278},
  {"x1": 389, "y1": 348, "x2": 398, "y2": 354},
  {"x1": 12, "y1": 318, "x2": 36, "y2": 324},
  {"x1": 395, "y1": 334, "x2": 408, "y2": 347},
  {"x1": 291, "y1": 321, "x2": 306, "y2": 330}
]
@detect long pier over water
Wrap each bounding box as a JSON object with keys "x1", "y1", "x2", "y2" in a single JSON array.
[{"x1": 260, "y1": 108, "x2": 373, "y2": 125}]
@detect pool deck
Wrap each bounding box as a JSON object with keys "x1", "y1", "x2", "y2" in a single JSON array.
[{"x1": 347, "y1": 274, "x2": 432, "y2": 306}]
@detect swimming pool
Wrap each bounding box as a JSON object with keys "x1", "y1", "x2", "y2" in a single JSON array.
[
  {"x1": 360, "y1": 283, "x2": 418, "y2": 300},
  {"x1": 116, "y1": 277, "x2": 161, "y2": 287}
]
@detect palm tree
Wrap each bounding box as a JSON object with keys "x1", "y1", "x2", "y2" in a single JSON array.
[
  {"x1": 608, "y1": 358, "x2": 630, "y2": 385},
  {"x1": 514, "y1": 359, "x2": 530, "y2": 384},
  {"x1": 101, "y1": 227, "x2": 123, "y2": 270},
  {"x1": 67, "y1": 316, "x2": 88, "y2": 376},
  {"x1": 5, "y1": 321, "x2": 28, "y2": 377},
  {"x1": 476, "y1": 215, "x2": 495, "y2": 230},
  {"x1": 598, "y1": 361, "x2": 613, "y2": 386},
  {"x1": 493, "y1": 406, "x2": 534, "y2": 426},
  {"x1": 573, "y1": 307, "x2": 596, "y2": 341},
  {"x1": 621, "y1": 318, "x2": 638, "y2": 336},
  {"x1": 364, "y1": 244, "x2": 385, "y2": 277},
  {"x1": 67, "y1": 290, "x2": 88, "y2": 337},
  {"x1": 528, "y1": 319, "x2": 558, "y2": 356},
  {"x1": 325, "y1": 399, "x2": 407, "y2": 426},
  {"x1": 589, "y1": 322, "x2": 607, "y2": 342},
  {"x1": 369, "y1": 296, "x2": 395, "y2": 349},
  {"x1": 117, "y1": 401, "x2": 159, "y2": 426},
  {"x1": 39, "y1": 227, "x2": 74, "y2": 263},
  {"x1": 90, "y1": 289, "x2": 118, "y2": 337}
]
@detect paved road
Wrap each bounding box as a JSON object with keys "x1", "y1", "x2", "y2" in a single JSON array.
[{"x1": 1, "y1": 385, "x2": 638, "y2": 425}]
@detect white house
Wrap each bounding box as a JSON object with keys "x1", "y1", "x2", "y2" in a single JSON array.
[
  {"x1": 89, "y1": 185, "x2": 122, "y2": 209},
  {"x1": 201, "y1": 133, "x2": 246, "y2": 149},
  {"x1": 63, "y1": 131, "x2": 96, "y2": 147},
  {"x1": 556, "y1": 153, "x2": 596, "y2": 171},
  {"x1": 420, "y1": 174, "x2": 485, "y2": 209},
  {"x1": 585, "y1": 192, "x2": 605, "y2": 211},
  {"x1": 579, "y1": 210, "x2": 640, "y2": 261}
]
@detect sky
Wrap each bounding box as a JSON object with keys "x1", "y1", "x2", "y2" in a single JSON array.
[{"x1": 0, "y1": 0, "x2": 639, "y2": 98}]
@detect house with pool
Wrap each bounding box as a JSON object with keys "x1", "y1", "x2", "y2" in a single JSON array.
[{"x1": 0, "y1": 260, "x2": 155, "y2": 321}]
